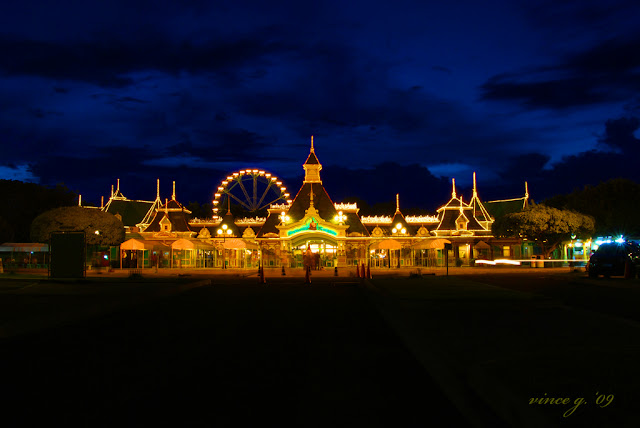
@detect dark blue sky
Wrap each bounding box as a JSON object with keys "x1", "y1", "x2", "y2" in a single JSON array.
[{"x1": 2, "y1": 0, "x2": 640, "y2": 211}]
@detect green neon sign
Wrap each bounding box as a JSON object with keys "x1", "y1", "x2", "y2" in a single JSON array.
[{"x1": 286, "y1": 217, "x2": 337, "y2": 237}]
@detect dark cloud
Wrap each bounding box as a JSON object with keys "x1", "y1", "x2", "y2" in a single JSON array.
[
  {"x1": 500, "y1": 115, "x2": 640, "y2": 201},
  {"x1": 321, "y1": 163, "x2": 451, "y2": 211},
  {"x1": 0, "y1": 31, "x2": 290, "y2": 88},
  {"x1": 480, "y1": 35, "x2": 640, "y2": 109}
]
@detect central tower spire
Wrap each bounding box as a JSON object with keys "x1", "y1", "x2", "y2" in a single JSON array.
[{"x1": 303, "y1": 135, "x2": 322, "y2": 183}]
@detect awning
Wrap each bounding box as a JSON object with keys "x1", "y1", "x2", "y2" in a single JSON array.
[
  {"x1": 0, "y1": 243, "x2": 49, "y2": 252},
  {"x1": 171, "y1": 239, "x2": 215, "y2": 250},
  {"x1": 120, "y1": 239, "x2": 150, "y2": 250},
  {"x1": 370, "y1": 239, "x2": 402, "y2": 250},
  {"x1": 222, "y1": 238, "x2": 260, "y2": 250},
  {"x1": 474, "y1": 240, "x2": 491, "y2": 249},
  {"x1": 120, "y1": 239, "x2": 171, "y2": 251},
  {"x1": 411, "y1": 239, "x2": 451, "y2": 250}
]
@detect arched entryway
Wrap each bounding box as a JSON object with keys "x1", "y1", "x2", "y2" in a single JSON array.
[{"x1": 290, "y1": 233, "x2": 339, "y2": 269}]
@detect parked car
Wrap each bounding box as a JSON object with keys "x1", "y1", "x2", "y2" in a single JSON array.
[{"x1": 588, "y1": 242, "x2": 640, "y2": 278}]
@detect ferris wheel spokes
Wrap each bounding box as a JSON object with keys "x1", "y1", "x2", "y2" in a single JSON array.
[{"x1": 212, "y1": 169, "x2": 291, "y2": 215}]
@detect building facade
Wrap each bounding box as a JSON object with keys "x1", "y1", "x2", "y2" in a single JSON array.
[{"x1": 101, "y1": 138, "x2": 531, "y2": 269}]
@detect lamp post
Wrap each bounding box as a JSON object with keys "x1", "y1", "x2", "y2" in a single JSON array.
[
  {"x1": 279, "y1": 211, "x2": 290, "y2": 224},
  {"x1": 217, "y1": 224, "x2": 232, "y2": 269}
]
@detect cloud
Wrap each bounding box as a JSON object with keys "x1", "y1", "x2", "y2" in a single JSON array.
[
  {"x1": 480, "y1": 36, "x2": 640, "y2": 109},
  {"x1": 0, "y1": 31, "x2": 291, "y2": 88}
]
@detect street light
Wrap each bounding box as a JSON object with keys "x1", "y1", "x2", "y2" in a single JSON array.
[{"x1": 217, "y1": 224, "x2": 232, "y2": 269}]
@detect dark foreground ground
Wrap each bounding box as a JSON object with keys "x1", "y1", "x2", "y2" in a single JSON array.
[
  {"x1": 0, "y1": 276, "x2": 473, "y2": 427},
  {"x1": 1, "y1": 268, "x2": 638, "y2": 427}
]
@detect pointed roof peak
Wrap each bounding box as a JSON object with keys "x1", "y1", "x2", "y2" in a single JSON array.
[
  {"x1": 304, "y1": 136, "x2": 320, "y2": 166},
  {"x1": 452, "y1": 178, "x2": 457, "y2": 199},
  {"x1": 473, "y1": 172, "x2": 477, "y2": 197},
  {"x1": 395, "y1": 193, "x2": 400, "y2": 213},
  {"x1": 303, "y1": 136, "x2": 322, "y2": 182},
  {"x1": 112, "y1": 178, "x2": 126, "y2": 199}
]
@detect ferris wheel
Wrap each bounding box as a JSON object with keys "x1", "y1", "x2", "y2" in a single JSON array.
[{"x1": 213, "y1": 169, "x2": 292, "y2": 215}]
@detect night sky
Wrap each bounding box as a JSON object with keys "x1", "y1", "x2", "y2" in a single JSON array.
[{"x1": 2, "y1": 0, "x2": 640, "y2": 211}]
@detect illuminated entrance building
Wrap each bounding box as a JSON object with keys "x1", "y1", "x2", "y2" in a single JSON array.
[
  {"x1": 104, "y1": 137, "x2": 530, "y2": 269},
  {"x1": 256, "y1": 137, "x2": 366, "y2": 268}
]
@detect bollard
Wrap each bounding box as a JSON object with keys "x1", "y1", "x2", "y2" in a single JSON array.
[
  {"x1": 334, "y1": 266, "x2": 338, "y2": 277},
  {"x1": 360, "y1": 263, "x2": 365, "y2": 278},
  {"x1": 366, "y1": 263, "x2": 371, "y2": 279},
  {"x1": 355, "y1": 264, "x2": 360, "y2": 278},
  {"x1": 305, "y1": 265, "x2": 311, "y2": 284},
  {"x1": 282, "y1": 265, "x2": 286, "y2": 276},
  {"x1": 0, "y1": 258, "x2": 3, "y2": 274}
]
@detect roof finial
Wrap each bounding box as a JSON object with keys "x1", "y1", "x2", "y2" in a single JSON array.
[
  {"x1": 473, "y1": 172, "x2": 477, "y2": 197},
  {"x1": 101, "y1": 196, "x2": 104, "y2": 209},
  {"x1": 396, "y1": 193, "x2": 400, "y2": 213},
  {"x1": 172, "y1": 181, "x2": 176, "y2": 200},
  {"x1": 525, "y1": 181, "x2": 529, "y2": 199},
  {"x1": 165, "y1": 198, "x2": 168, "y2": 214},
  {"x1": 117, "y1": 178, "x2": 120, "y2": 192},
  {"x1": 78, "y1": 194, "x2": 82, "y2": 206},
  {"x1": 111, "y1": 185, "x2": 114, "y2": 198},
  {"x1": 310, "y1": 135, "x2": 314, "y2": 153},
  {"x1": 227, "y1": 195, "x2": 231, "y2": 215},
  {"x1": 157, "y1": 179, "x2": 160, "y2": 199},
  {"x1": 452, "y1": 178, "x2": 457, "y2": 199}
]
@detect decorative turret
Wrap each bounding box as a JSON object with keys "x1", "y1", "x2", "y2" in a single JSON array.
[
  {"x1": 303, "y1": 136, "x2": 322, "y2": 183},
  {"x1": 434, "y1": 176, "x2": 489, "y2": 236},
  {"x1": 468, "y1": 172, "x2": 493, "y2": 227}
]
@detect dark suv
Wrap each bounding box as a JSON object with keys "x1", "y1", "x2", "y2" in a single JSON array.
[{"x1": 588, "y1": 242, "x2": 640, "y2": 278}]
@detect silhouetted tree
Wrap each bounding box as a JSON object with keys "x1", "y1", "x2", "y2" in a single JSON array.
[
  {"x1": 31, "y1": 206, "x2": 125, "y2": 246},
  {"x1": 545, "y1": 178, "x2": 640, "y2": 237},
  {"x1": 492, "y1": 203, "x2": 595, "y2": 258},
  {"x1": 0, "y1": 215, "x2": 14, "y2": 243}
]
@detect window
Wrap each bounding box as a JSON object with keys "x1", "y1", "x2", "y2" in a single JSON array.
[{"x1": 503, "y1": 246, "x2": 511, "y2": 257}]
